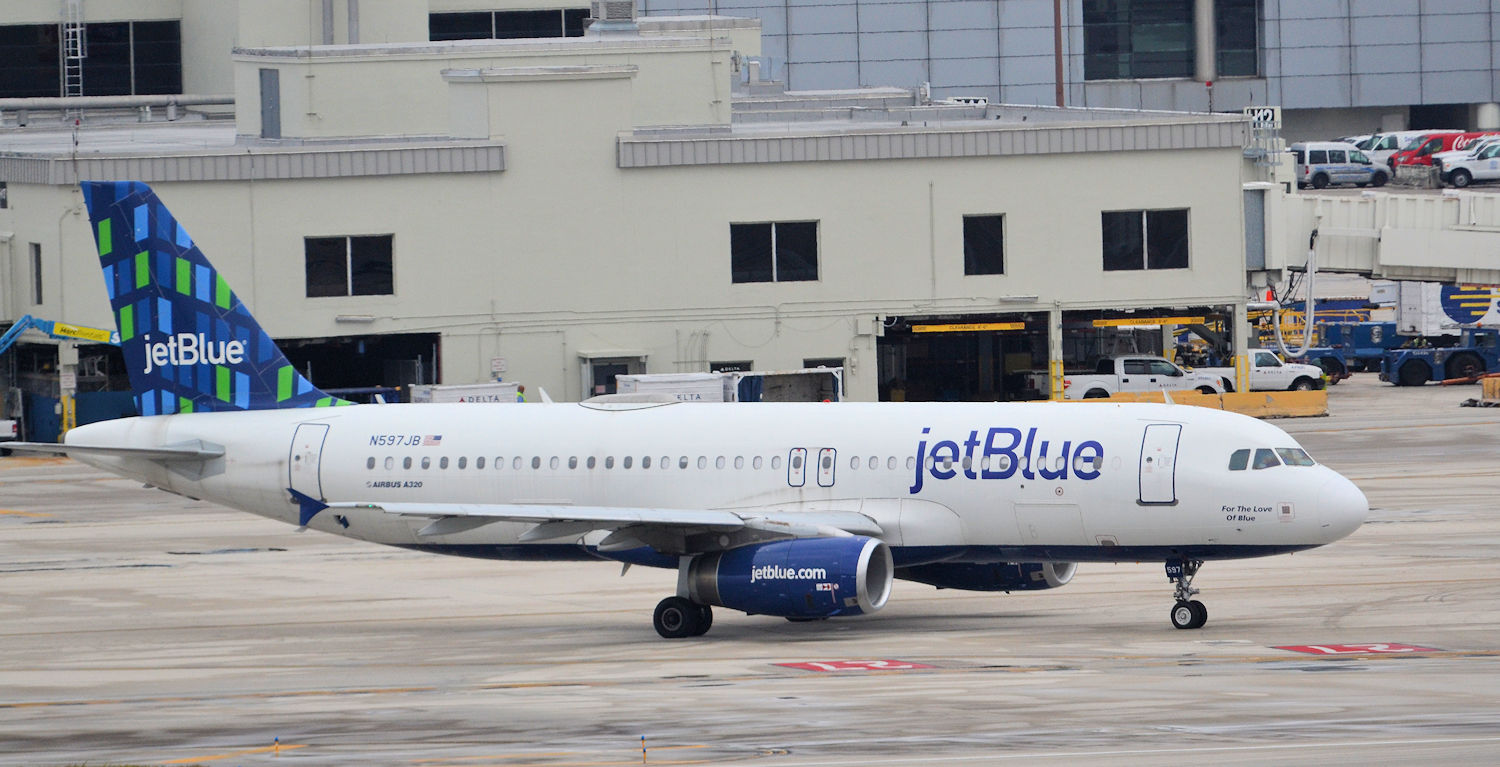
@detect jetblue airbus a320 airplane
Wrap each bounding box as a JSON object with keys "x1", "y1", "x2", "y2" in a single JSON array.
[{"x1": 12, "y1": 181, "x2": 1368, "y2": 638}]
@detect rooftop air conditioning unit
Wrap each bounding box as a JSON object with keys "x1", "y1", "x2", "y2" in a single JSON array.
[{"x1": 591, "y1": 1, "x2": 637, "y2": 23}]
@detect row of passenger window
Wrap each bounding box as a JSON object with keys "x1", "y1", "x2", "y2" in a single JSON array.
[
  {"x1": 366, "y1": 454, "x2": 859, "y2": 472},
  {"x1": 1227, "y1": 447, "x2": 1316, "y2": 471},
  {"x1": 363, "y1": 452, "x2": 1103, "y2": 474}
]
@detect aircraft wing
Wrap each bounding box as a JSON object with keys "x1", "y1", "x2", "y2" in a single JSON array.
[
  {"x1": 325, "y1": 501, "x2": 883, "y2": 546},
  {"x1": 5, "y1": 440, "x2": 225, "y2": 461}
]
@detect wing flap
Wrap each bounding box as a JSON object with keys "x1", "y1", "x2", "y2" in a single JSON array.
[{"x1": 6, "y1": 440, "x2": 225, "y2": 461}]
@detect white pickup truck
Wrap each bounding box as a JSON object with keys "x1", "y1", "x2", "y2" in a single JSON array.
[
  {"x1": 1, "y1": 418, "x2": 16, "y2": 455},
  {"x1": 1439, "y1": 142, "x2": 1500, "y2": 188},
  {"x1": 1194, "y1": 349, "x2": 1326, "y2": 393},
  {"x1": 1062, "y1": 356, "x2": 1225, "y2": 400}
]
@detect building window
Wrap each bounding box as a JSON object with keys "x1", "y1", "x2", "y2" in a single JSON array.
[
  {"x1": 429, "y1": 9, "x2": 588, "y2": 41},
  {"x1": 1216, "y1": 0, "x2": 1258, "y2": 76},
  {"x1": 1101, "y1": 209, "x2": 1189, "y2": 271},
  {"x1": 1083, "y1": 0, "x2": 1193, "y2": 80},
  {"x1": 0, "y1": 181, "x2": 7, "y2": 208},
  {"x1": 30, "y1": 243, "x2": 42, "y2": 305},
  {"x1": 731, "y1": 221, "x2": 819, "y2": 283},
  {"x1": 0, "y1": 21, "x2": 181, "y2": 98},
  {"x1": 305, "y1": 235, "x2": 394, "y2": 297},
  {"x1": 962, "y1": 214, "x2": 1005, "y2": 275},
  {"x1": 1083, "y1": 1, "x2": 1257, "y2": 80},
  {"x1": 0, "y1": 24, "x2": 61, "y2": 98}
]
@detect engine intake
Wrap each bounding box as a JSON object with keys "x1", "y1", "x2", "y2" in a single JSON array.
[
  {"x1": 897, "y1": 561, "x2": 1076, "y2": 592},
  {"x1": 687, "y1": 536, "x2": 893, "y2": 618}
]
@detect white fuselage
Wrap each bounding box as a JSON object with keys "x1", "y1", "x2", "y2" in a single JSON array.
[{"x1": 66, "y1": 400, "x2": 1366, "y2": 566}]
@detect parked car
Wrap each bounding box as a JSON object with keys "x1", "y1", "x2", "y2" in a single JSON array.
[
  {"x1": 1061, "y1": 356, "x2": 1224, "y2": 400},
  {"x1": 1290, "y1": 141, "x2": 1387, "y2": 189},
  {"x1": 1439, "y1": 142, "x2": 1500, "y2": 188},
  {"x1": 0, "y1": 418, "x2": 16, "y2": 456}
]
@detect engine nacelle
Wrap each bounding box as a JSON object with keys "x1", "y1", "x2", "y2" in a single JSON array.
[
  {"x1": 686, "y1": 536, "x2": 893, "y2": 619},
  {"x1": 896, "y1": 561, "x2": 1077, "y2": 592}
]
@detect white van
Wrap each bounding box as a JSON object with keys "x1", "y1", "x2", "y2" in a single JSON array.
[
  {"x1": 1357, "y1": 130, "x2": 1460, "y2": 166},
  {"x1": 1290, "y1": 141, "x2": 1388, "y2": 189}
]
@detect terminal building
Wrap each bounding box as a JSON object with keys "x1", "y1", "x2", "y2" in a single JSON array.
[{"x1": 1, "y1": 1, "x2": 1496, "y2": 440}]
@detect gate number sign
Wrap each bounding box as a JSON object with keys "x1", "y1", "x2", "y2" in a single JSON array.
[{"x1": 1274, "y1": 643, "x2": 1440, "y2": 655}]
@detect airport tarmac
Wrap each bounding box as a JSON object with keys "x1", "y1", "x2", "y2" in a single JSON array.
[{"x1": 2, "y1": 375, "x2": 1498, "y2": 766}]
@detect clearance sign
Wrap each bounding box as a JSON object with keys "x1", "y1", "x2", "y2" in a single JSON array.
[
  {"x1": 912, "y1": 322, "x2": 1026, "y2": 333},
  {"x1": 1092, "y1": 316, "x2": 1206, "y2": 327}
]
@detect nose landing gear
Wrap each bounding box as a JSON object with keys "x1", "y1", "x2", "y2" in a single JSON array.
[{"x1": 1167, "y1": 559, "x2": 1208, "y2": 630}]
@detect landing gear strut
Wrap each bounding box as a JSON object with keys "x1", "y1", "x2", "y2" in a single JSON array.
[
  {"x1": 653, "y1": 596, "x2": 713, "y2": 638},
  {"x1": 1167, "y1": 559, "x2": 1208, "y2": 630}
]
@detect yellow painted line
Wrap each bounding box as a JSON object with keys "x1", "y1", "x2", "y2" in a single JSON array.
[
  {"x1": 0, "y1": 509, "x2": 50, "y2": 517},
  {"x1": 412, "y1": 753, "x2": 575, "y2": 763},
  {"x1": 160, "y1": 743, "x2": 306, "y2": 763}
]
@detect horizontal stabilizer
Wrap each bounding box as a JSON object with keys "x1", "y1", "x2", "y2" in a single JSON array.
[{"x1": 6, "y1": 440, "x2": 225, "y2": 461}]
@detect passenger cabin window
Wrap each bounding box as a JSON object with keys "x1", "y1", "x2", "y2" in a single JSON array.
[
  {"x1": 1252, "y1": 448, "x2": 1280, "y2": 470},
  {"x1": 1148, "y1": 360, "x2": 1181, "y2": 376},
  {"x1": 1309, "y1": 150, "x2": 1329, "y2": 163},
  {"x1": 1328, "y1": 150, "x2": 1347, "y2": 163},
  {"x1": 1228, "y1": 449, "x2": 1250, "y2": 471},
  {"x1": 1123, "y1": 360, "x2": 1149, "y2": 375},
  {"x1": 1254, "y1": 352, "x2": 1280, "y2": 367}
]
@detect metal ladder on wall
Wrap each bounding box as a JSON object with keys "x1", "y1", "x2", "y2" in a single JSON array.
[{"x1": 62, "y1": 0, "x2": 86, "y2": 117}]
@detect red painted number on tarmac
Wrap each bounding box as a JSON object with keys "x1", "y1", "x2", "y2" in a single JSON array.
[
  {"x1": 776, "y1": 660, "x2": 936, "y2": 672},
  {"x1": 1274, "y1": 643, "x2": 1441, "y2": 655}
]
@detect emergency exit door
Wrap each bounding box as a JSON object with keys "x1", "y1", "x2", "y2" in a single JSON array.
[
  {"x1": 289, "y1": 423, "x2": 330, "y2": 501},
  {"x1": 1138, "y1": 423, "x2": 1181, "y2": 504}
]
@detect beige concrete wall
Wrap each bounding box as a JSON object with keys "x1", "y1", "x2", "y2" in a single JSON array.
[
  {"x1": 0, "y1": 0, "x2": 184, "y2": 24},
  {"x1": 180, "y1": 0, "x2": 236, "y2": 95},
  {"x1": 13, "y1": 136, "x2": 1246, "y2": 401},
  {"x1": 233, "y1": 36, "x2": 737, "y2": 139}
]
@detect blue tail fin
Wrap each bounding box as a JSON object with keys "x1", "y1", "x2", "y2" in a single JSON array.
[{"x1": 80, "y1": 181, "x2": 349, "y2": 414}]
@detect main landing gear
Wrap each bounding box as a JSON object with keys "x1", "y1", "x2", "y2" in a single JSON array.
[
  {"x1": 1167, "y1": 559, "x2": 1208, "y2": 630},
  {"x1": 653, "y1": 596, "x2": 714, "y2": 638}
]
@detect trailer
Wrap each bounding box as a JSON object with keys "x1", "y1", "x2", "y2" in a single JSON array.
[
  {"x1": 1379, "y1": 283, "x2": 1500, "y2": 385},
  {"x1": 615, "y1": 368, "x2": 844, "y2": 402}
]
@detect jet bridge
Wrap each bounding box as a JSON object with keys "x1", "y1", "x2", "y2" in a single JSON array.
[{"x1": 1261, "y1": 189, "x2": 1500, "y2": 286}]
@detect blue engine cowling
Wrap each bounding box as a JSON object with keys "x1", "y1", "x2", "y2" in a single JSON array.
[
  {"x1": 686, "y1": 536, "x2": 893, "y2": 619},
  {"x1": 896, "y1": 561, "x2": 1076, "y2": 592}
]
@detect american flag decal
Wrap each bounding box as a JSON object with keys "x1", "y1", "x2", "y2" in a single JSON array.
[{"x1": 421, "y1": 435, "x2": 443, "y2": 446}]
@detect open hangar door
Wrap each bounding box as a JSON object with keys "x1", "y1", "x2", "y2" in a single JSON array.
[
  {"x1": 876, "y1": 314, "x2": 1048, "y2": 402},
  {"x1": 278, "y1": 332, "x2": 441, "y2": 401},
  {"x1": 1058, "y1": 307, "x2": 1235, "y2": 378}
]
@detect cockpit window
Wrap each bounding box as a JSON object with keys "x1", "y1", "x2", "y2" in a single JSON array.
[
  {"x1": 1276, "y1": 447, "x2": 1316, "y2": 466},
  {"x1": 1251, "y1": 448, "x2": 1281, "y2": 470},
  {"x1": 1228, "y1": 449, "x2": 1250, "y2": 471}
]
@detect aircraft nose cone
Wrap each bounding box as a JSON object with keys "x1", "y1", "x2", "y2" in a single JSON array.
[{"x1": 1318, "y1": 474, "x2": 1369, "y2": 541}]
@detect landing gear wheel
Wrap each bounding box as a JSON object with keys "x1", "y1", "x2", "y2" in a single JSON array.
[
  {"x1": 653, "y1": 596, "x2": 705, "y2": 639},
  {"x1": 696, "y1": 604, "x2": 714, "y2": 635},
  {"x1": 1166, "y1": 559, "x2": 1209, "y2": 630},
  {"x1": 1171, "y1": 600, "x2": 1208, "y2": 630}
]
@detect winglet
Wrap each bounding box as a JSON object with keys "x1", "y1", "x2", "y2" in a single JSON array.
[{"x1": 288, "y1": 487, "x2": 328, "y2": 526}]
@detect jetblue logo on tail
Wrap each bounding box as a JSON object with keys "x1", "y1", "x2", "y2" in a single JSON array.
[
  {"x1": 80, "y1": 181, "x2": 348, "y2": 414},
  {"x1": 143, "y1": 333, "x2": 247, "y2": 374}
]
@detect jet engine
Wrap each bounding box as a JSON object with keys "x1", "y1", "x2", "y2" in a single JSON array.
[
  {"x1": 896, "y1": 561, "x2": 1077, "y2": 591},
  {"x1": 686, "y1": 536, "x2": 893, "y2": 619}
]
